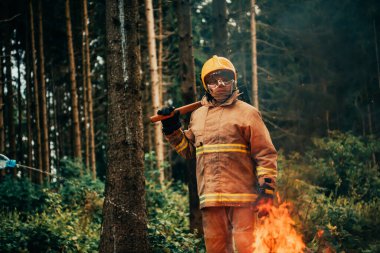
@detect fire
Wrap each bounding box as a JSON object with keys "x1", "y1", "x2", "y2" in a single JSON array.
[
  {"x1": 317, "y1": 229, "x2": 324, "y2": 238},
  {"x1": 253, "y1": 196, "x2": 306, "y2": 253}
]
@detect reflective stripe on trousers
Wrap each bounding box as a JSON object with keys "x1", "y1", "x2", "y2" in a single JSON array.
[{"x1": 201, "y1": 206, "x2": 256, "y2": 253}]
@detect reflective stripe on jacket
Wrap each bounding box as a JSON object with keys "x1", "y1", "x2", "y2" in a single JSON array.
[{"x1": 165, "y1": 91, "x2": 277, "y2": 209}]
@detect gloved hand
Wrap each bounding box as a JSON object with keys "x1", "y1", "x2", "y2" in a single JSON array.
[
  {"x1": 157, "y1": 106, "x2": 181, "y2": 135},
  {"x1": 256, "y1": 177, "x2": 276, "y2": 218}
]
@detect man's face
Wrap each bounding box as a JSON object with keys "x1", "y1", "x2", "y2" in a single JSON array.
[
  {"x1": 204, "y1": 70, "x2": 235, "y2": 102},
  {"x1": 205, "y1": 70, "x2": 235, "y2": 92},
  {"x1": 208, "y1": 80, "x2": 234, "y2": 94}
]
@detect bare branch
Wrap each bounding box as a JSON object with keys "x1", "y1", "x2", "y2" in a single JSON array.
[
  {"x1": 262, "y1": 117, "x2": 299, "y2": 137},
  {"x1": 257, "y1": 66, "x2": 277, "y2": 78},
  {"x1": 257, "y1": 39, "x2": 288, "y2": 51},
  {"x1": 0, "y1": 14, "x2": 21, "y2": 23}
]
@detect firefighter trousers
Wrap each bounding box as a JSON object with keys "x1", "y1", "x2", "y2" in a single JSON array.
[{"x1": 201, "y1": 206, "x2": 256, "y2": 253}]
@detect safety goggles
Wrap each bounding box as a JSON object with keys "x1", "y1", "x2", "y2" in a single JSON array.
[
  {"x1": 207, "y1": 79, "x2": 235, "y2": 89},
  {"x1": 204, "y1": 70, "x2": 235, "y2": 88}
]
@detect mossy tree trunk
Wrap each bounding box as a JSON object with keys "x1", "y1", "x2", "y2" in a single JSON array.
[{"x1": 100, "y1": 0, "x2": 150, "y2": 251}]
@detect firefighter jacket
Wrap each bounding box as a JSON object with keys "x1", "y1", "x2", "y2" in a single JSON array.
[{"x1": 165, "y1": 91, "x2": 278, "y2": 209}]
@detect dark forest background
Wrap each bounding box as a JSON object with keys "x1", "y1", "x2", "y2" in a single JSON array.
[{"x1": 0, "y1": 0, "x2": 380, "y2": 252}]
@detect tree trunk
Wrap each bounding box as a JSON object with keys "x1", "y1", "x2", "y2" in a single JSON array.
[
  {"x1": 251, "y1": 0, "x2": 259, "y2": 109},
  {"x1": 157, "y1": 0, "x2": 171, "y2": 179},
  {"x1": 0, "y1": 41, "x2": 5, "y2": 177},
  {"x1": 374, "y1": 20, "x2": 380, "y2": 89},
  {"x1": 322, "y1": 81, "x2": 330, "y2": 133},
  {"x1": 16, "y1": 47, "x2": 23, "y2": 165},
  {"x1": 29, "y1": 0, "x2": 43, "y2": 183},
  {"x1": 176, "y1": 0, "x2": 202, "y2": 234},
  {"x1": 83, "y1": 0, "x2": 97, "y2": 179},
  {"x1": 157, "y1": 0, "x2": 163, "y2": 109},
  {"x1": 24, "y1": 26, "x2": 33, "y2": 175},
  {"x1": 5, "y1": 33, "x2": 17, "y2": 177},
  {"x1": 145, "y1": 0, "x2": 165, "y2": 184},
  {"x1": 100, "y1": 0, "x2": 150, "y2": 251},
  {"x1": 65, "y1": 0, "x2": 83, "y2": 163},
  {"x1": 55, "y1": 86, "x2": 64, "y2": 172},
  {"x1": 81, "y1": 12, "x2": 90, "y2": 172},
  {"x1": 212, "y1": 0, "x2": 227, "y2": 55},
  {"x1": 143, "y1": 75, "x2": 153, "y2": 169},
  {"x1": 366, "y1": 103, "x2": 377, "y2": 166},
  {"x1": 51, "y1": 76, "x2": 61, "y2": 176},
  {"x1": 38, "y1": 0, "x2": 50, "y2": 180},
  {"x1": 239, "y1": 1, "x2": 247, "y2": 85}
]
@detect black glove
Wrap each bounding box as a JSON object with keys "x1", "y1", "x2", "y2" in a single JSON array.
[
  {"x1": 258, "y1": 177, "x2": 275, "y2": 199},
  {"x1": 257, "y1": 177, "x2": 276, "y2": 218},
  {"x1": 157, "y1": 106, "x2": 181, "y2": 135}
]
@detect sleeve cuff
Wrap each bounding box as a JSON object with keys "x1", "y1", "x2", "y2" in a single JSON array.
[{"x1": 257, "y1": 166, "x2": 277, "y2": 178}]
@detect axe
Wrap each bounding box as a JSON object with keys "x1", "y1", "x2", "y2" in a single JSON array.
[{"x1": 149, "y1": 101, "x2": 202, "y2": 123}]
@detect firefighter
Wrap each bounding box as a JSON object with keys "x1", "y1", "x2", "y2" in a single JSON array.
[{"x1": 158, "y1": 55, "x2": 277, "y2": 253}]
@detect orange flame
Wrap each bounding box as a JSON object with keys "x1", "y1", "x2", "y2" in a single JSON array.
[
  {"x1": 253, "y1": 196, "x2": 306, "y2": 253},
  {"x1": 317, "y1": 229, "x2": 324, "y2": 238}
]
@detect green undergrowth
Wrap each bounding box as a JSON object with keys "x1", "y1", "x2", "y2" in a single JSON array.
[
  {"x1": 145, "y1": 151, "x2": 205, "y2": 253},
  {"x1": 1, "y1": 131, "x2": 378, "y2": 252},
  {"x1": 278, "y1": 131, "x2": 380, "y2": 252},
  {"x1": 0, "y1": 157, "x2": 204, "y2": 252},
  {"x1": 0, "y1": 160, "x2": 104, "y2": 252}
]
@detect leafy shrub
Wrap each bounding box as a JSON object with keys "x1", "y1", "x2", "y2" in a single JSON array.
[
  {"x1": 0, "y1": 175, "x2": 48, "y2": 213},
  {"x1": 146, "y1": 179, "x2": 205, "y2": 253},
  {"x1": 307, "y1": 195, "x2": 380, "y2": 252},
  {"x1": 144, "y1": 151, "x2": 204, "y2": 252},
  {"x1": 0, "y1": 159, "x2": 104, "y2": 253},
  {"x1": 0, "y1": 156, "x2": 204, "y2": 252},
  {"x1": 0, "y1": 199, "x2": 101, "y2": 253},
  {"x1": 278, "y1": 132, "x2": 380, "y2": 252},
  {"x1": 306, "y1": 131, "x2": 380, "y2": 200}
]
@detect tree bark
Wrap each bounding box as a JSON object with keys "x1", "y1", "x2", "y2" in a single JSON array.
[
  {"x1": 374, "y1": 20, "x2": 380, "y2": 89},
  {"x1": 238, "y1": 1, "x2": 247, "y2": 85},
  {"x1": 65, "y1": 0, "x2": 83, "y2": 163},
  {"x1": 145, "y1": 0, "x2": 165, "y2": 184},
  {"x1": 38, "y1": 0, "x2": 50, "y2": 180},
  {"x1": 81, "y1": 19, "x2": 90, "y2": 171},
  {"x1": 16, "y1": 46, "x2": 23, "y2": 165},
  {"x1": 157, "y1": 0, "x2": 163, "y2": 109},
  {"x1": 29, "y1": 0, "x2": 43, "y2": 183},
  {"x1": 5, "y1": 32, "x2": 17, "y2": 177},
  {"x1": 24, "y1": 16, "x2": 33, "y2": 175},
  {"x1": 176, "y1": 0, "x2": 202, "y2": 234},
  {"x1": 251, "y1": 0, "x2": 259, "y2": 109},
  {"x1": 0, "y1": 40, "x2": 5, "y2": 176},
  {"x1": 100, "y1": 0, "x2": 150, "y2": 251},
  {"x1": 55, "y1": 85, "x2": 64, "y2": 173},
  {"x1": 83, "y1": 0, "x2": 97, "y2": 179},
  {"x1": 322, "y1": 81, "x2": 330, "y2": 133},
  {"x1": 212, "y1": 0, "x2": 227, "y2": 55}
]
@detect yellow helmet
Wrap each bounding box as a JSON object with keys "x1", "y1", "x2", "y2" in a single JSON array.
[{"x1": 201, "y1": 55, "x2": 237, "y2": 92}]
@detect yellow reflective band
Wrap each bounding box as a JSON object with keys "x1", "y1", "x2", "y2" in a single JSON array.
[
  {"x1": 177, "y1": 142, "x2": 188, "y2": 153},
  {"x1": 200, "y1": 193, "x2": 256, "y2": 198},
  {"x1": 264, "y1": 189, "x2": 274, "y2": 195},
  {"x1": 199, "y1": 144, "x2": 248, "y2": 148},
  {"x1": 197, "y1": 149, "x2": 249, "y2": 155},
  {"x1": 175, "y1": 136, "x2": 188, "y2": 153},
  {"x1": 196, "y1": 144, "x2": 249, "y2": 155},
  {"x1": 256, "y1": 166, "x2": 277, "y2": 177},
  {"x1": 199, "y1": 193, "x2": 257, "y2": 205}
]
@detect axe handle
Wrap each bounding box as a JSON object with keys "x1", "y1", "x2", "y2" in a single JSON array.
[{"x1": 150, "y1": 101, "x2": 202, "y2": 123}]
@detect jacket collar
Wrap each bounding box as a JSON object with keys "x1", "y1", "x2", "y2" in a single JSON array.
[{"x1": 201, "y1": 90, "x2": 240, "y2": 107}]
